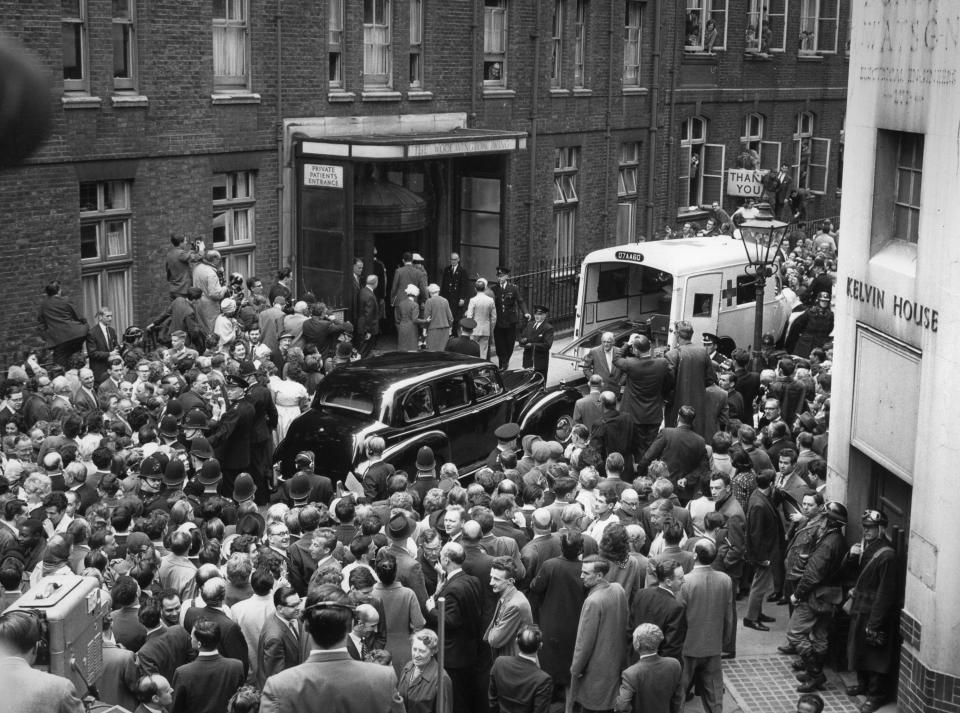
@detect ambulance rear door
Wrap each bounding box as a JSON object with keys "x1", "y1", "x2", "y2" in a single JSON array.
[{"x1": 682, "y1": 272, "x2": 722, "y2": 338}]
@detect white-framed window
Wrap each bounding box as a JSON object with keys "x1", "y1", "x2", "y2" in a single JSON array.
[
  {"x1": 745, "y1": 0, "x2": 786, "y2": 53},
  {"x1": 550, "y1": 0, "x2": 563, "y2": 88},
  {"x1": 740, "y1": 113, "x2": 763, "y2": 157},
  {"x1": 893, "y1": 133, "x2": 923, "y2": 244},
  {"x1": 409, "y1": 0, "x2": 423, "y2": 88},
  {"x1": 738, "y1": 114, "x2": 782, "y2": 171},
  {"x1": 483, "y1": 0, "x2": 507, "y2": 85},
  {"x1": 623, "y1": 1, "x2": 642, "y2": 86},
  {"x1": 329, "y1": 0, "x2": 344, "y2": 88},
  {"x1": 679, "y1": 117, "x2": 725, "y2": 210},
  {"x1": 617, "y1": 142, "x2": 640, "y2": 243},
  {"x1": 213, "y1": 0, "x2": 249, "y2": 91},
  {"x1": 364, "y1": 0, "x2": 392, "y2": 89},
  {"x1": 554, "y1": 146, "x2": 579, "y2": 260},
  {"x1": 212, "y1": 171, "x2": 256, "y2": 278},
  {"x1": 685, "y1": 0, "x2": 727, "y2": 53},
  {"x1": 574, "y1": 0, "x2": 587, "y2": 88},
  {"x1": 80, "y1": 181, "x2": 133, "y2": 331},
  {"x1": 799, "y1": 0, "x2": 839, "y2": 54},
  {"x1": 112, "y1": 0, "x2": 136, "y2": 91},
  {"x1": 792, "y1": 112, "x2": 831, "y2": 194},
  {"x1": 62, "y1": 0, "x2": 88, "y2": 93}
]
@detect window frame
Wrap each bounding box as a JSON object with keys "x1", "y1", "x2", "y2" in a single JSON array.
[
  {"x1": 363, "y1": 0, "x2": 393, "y2": 90},
  {"x1": 550, "y1": 0, "x2": 563, "y2": 89},
  {"x1": 213, "y1": 0, "x2": 251, "y2": 92},
  {"x1": 684, "y1": 0, "x2": 728, "y2": 53},
  {"x1": 212, "y1": 171, "x2": 257, "y2": 274},
  {"x1": 62, "y1": 0, "x2": 89, "y2": 93},
  {"x1": 471, "y1": 366, "x2": 505, "y2": 401},
  {"x1": 435, "y1": 374, "x2": 471, "y2": 414},
  {"x1": 483, "y1": 0, "x2": 508, "y2": 87},
  {"x1": 622, "y1": 0, "x2": 642, "y2": 86},
  {"x1": 893, "y1": 133, "x2": 923, "y2": 244},
  {"x1": 799, "y1": 0, "x2": 839, "y2": 55},
  {"x1": 617, "y1": 142, "x2": 641, "y2": 243},
  {"x1": 329, "y1": 0, "x2": 344, "y2": 89},
  {"x1": 792, "y1": 112, "x2": 830, "y2": 194},
  {"x1": 409, "y1": 0, "x2": 424, "y2": 88},
  {"x1": 402, "y1": 384, "x2": 436, "y2": 424},
  {"x1": 573, "y1": 0, "x2": 587, "y2": 88},
  {"x1": 79, "y1": 180, "x2": 134, "y2": 331},
  {"x1": 112, "y1": 0, "x2": 137, "y2": 92},
  {"x1": 554, "y1": 146, "x2": 580, "y2": 261},
  {"x1": 745, "y1": 0, "x2": 786, "y2": 54}
]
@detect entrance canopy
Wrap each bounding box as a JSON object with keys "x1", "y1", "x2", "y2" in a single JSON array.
[{"x1": 298, "y1": 127, "x2": 527, "y2": 160}]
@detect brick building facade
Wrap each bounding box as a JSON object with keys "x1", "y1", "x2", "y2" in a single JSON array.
[{"x1": 0, "y1": 0, "x2": 849, "y2": 359}]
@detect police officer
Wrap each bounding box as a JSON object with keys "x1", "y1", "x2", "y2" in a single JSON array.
[
  {"x1": 490, "y1": 266, "x2": 530, "y2": 370},
  {"x1": 518, "y1": 305, "x2": 554, "y2": 381},
  {"x1": 446, "y1": 318, "x2": 482, "y2": 357},
  {"x1": 486, "y1": 422, "x2": 520, "y2": 470}
]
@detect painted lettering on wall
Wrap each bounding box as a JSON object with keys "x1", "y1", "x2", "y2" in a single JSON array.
[{"x1": 846, "y1": 276, "x2": 939, "y2": 333}]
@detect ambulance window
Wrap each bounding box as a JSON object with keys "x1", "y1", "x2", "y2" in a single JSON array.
[
  {"x1": 693, "y1": 294, "x2": 713, "y2": 317},
  {"x1": 736, "y1": 275, "x2": 756, "y2": 305},
  {"x1": 597, "y1": 265, "x2": 629, "y2": 301}
]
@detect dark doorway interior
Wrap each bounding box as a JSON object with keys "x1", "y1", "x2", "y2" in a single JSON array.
[{"x1": 375, "y1": 230, "x2": 427, "y2": 334}]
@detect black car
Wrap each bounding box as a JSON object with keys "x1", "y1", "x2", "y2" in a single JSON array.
[{"x1": 274, "y1": 351, "x2": 581, "y2": 481}]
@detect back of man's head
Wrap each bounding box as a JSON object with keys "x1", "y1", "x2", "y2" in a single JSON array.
[
  {"x1": 516, "y1": 624, "x2": 542, "y2": 655},
  {"x1": 200, "y1": 577, "x2": 227, "y2": 606}
]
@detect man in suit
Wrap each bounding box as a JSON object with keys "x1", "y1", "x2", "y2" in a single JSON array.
[
  {"x1": 571, "y1": 556, "x2": 629, "y2": 713},
  {"x1": 258, "y1": 296, "x2": 286, "y2": 353},
  {"x1": 574, "y1": 375, "x2": 605, "y2": 429},
  {"x1": 207, "y1": 376, "x2": 255, "y2": 495},
  {"x1": 260, "y1": 585, "x2": 404, "y2": 713},
  {"x1": 615, "y1": 623, "x2": 683, "y2": 713},
  {"x1": 385, "y1": 513, "x2": 429, "y2": 614},
  {"x1": 446, "y1": 317, "x2": 482, "y2": 357},
  {"x1": 614, "y1": 334, "x2": 673, "y2": 459},
  {"x1": 346, "y1": 256, "x2": 363, "y2": 326},
  {"x1": 171, "y1": 617, "x2": 245, "y2": 713},
  {"x1": 484, "y1": 556, "x2": 533, "y2": 659},
  {"x1": 166, "y1": 235, "x2": 197, "y2": 299},
  {"x1": 664, "y1": 321, "x2": 717, "y2": 439},
  {"x1": 639, "y1": 405, "x2": 711, "y2": 504},
  {"x1": 390, "y1": 252, "x2": 428, "y2": 318},
  {"x1": 773, "y1": 162, "x2": 793, "y2": 220},
  {"x1": 72, "y1": 368, "x2": 99, "y2": 417},
  {"x1": 488, "y1": 624, "x2": 553, "y2": 713},
  {"x1": 475, "y1": 506, "x2": 526, "y2": 582},
  {"x1": 37, "y1": 280, "x2": 89, "y2": 369},
  {"x1": 631, "y1": 559, "x2": 687, "y2": 662},
  {"x1": 582, "y1": 331, "x2": 622, "y2": 393},
  {"x1": 590, "y1": 390, "x2": 637, "y2": 476},
  {"x1": 519, "y1": 508, "x2": 561, "y2": 590},
  {"x1": 182, "y1": 577, "x2": 250, "y2": 676},
  {"x1": 136, "y1": 623, "x2": 194, "y2": 683},
  {"x1": 0, "y1": 610, "x2": 85, "y2": 713},
  {"x1": 679, "y1": 541, "x2": 735, "y2": 713},
  {"x1": 518, "y1": 304, "x2": 553, "y2": 380},
  {"x1": 744, "y1": 469, "x2": 782, "y2": 631},
  {"x1": 257, "y1": 586, "x2": 303, "y2": 686},
  {"x1": 112, "y1": 575, "x2": 149, "y2": 652},
  {"x1": 356, "y1": 274, "x2": 380, "y2": 358},
  {"x1": 441, "y1": 252, "x2": 474, "y2": 335},
  {"x1": 490, "y1": 266, "x2": 530, "y2": 370},
  {"x1": 466, "y1": 278, "x2": 497, "y2": 360},
  {"x1": 86, "y1": 306, "x2": 120, "y2": 384},
  {"x1": 237, "y1": 362, "x2": 277, "y2": 505},
  {"x1": 425, "y1": 541, "x2": 485, "y2": 713}
]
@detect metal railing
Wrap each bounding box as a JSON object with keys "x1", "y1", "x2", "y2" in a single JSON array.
[{"x1": 512, "y1": 253, "x2": 584, "y2": 332}]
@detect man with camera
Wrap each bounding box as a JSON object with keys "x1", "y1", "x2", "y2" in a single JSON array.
[{"x1": 613, "y1": 334, "x2": 673, "y2": 464}]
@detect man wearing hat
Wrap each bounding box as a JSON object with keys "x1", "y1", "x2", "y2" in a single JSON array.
[
  {"x1": 843, "y1": 509, "x2": 899, "y2": 712},
  {"x1": 701, "y1": 332, "x2": 728, "y2": 370},
  {"x1": 272, "y1": 451, "x2": 333, "y2": 507},
  {"x1": 664, "y1": 320, "x2": 716, "y2": 439},
  {"x1": 441, "y1": 252, "x2": 474, "y2": 335},
  {"x1": 390, "y1": 252, "x2": 428, "y2": 318},
  {"x1": 491, "y1": 266, "x2": 530, "y2": 370},
  {"x1": 446, "y1": 318, "x2": 481, "y2": 357},
  {"x1": 238, "y1": 361, "x2": 277, "y2": 505},
  {"x1": 137, "y1": 455, "x2": 166, "y2": 512},
  {"x1": 410, "y1": 446, "x2": 439, "y2": 504},
  {"x1": 207, "y1": 375, "x2": 257, "y2": 494},
  {"x1": 466, "y1": 278, "x2": 497, "y2": 360},
  {"x1": 384, "y1": 512, "x2": 429, "y2": 614},
  {"x1": 518, "y1": 304, "x2": 554, "y2": 380},
  {"x1": 486, "y1": 422, "x2": 520, "y2": 471}
]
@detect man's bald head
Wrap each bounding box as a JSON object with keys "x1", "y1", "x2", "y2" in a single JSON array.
[
  {"x1": 355, "y1": 603, "x2": 379, "y2": 625},
  {"x1": 461, "y1": 520, "x2": 482, "y2": 542},
  {"x1": 532, "y1": 508, "x2": 552, "y2": 532}
]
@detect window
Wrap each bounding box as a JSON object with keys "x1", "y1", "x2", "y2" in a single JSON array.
[
  {"x1": 799, "y1": 0, "x2": 839, "y2": 54},
  {"x1": 460, "y1": 177, "x2": 502, "y2": 281},
  {"x1": 735, "y1": 274, "x2": 758, "y2": 305},
  {"x1": 623, "y1": 1, "x2": 642, "y2": 86},
  {"x1": 550, "y1": 0, "x2": 563, "y2": 88},
  {"x1": 409, "y1": 0, "x2": 423, "y2": 88},
  {"x1": 62, "y1": 0, "x2": 88, "y2": 92},
  {"x1": 483, "y1": 0, "x2": 507, "y2": 85},
  {"x1": 80, "y1": 181, "x2": 133, "y2": 331},
  {"x1": 893, "y1": 133, "x2": 923, "y2": 244},
  {"x1": 792, "y1": 112, "x2": 831, "y2": 194},
  {"x1": 472, "y1": 366, "x2": 504, "y2": 399},
  {"x1": 738, "y1": 113, "x2": 782, "y2": 172},
  {"x1": 363, "y1": 0, "x2": 392, "y2": 89},
  {"x1": 685, "y1": 0, "x2": 726, "y2": 52},
  {"x1": 212, "y1": 171, "x2": 256, "y2": 279},
  {"x1": 745, "y1": 0, "x2": 786, "y2": 53},
  {"x1": 617, "y1": 142, "x2": 640, "y2": 242},
  {"x1": 573, "y1": 0, "x2": 587, "y2": 88},
  {"x1": 213, "y1": 0, "x2": 249, "y2": 91},
  {"x1": 329, "y1": 0, "x2": 344, "y2": 88},
  {"x1": 112, "y1": 0, "x2": 136, "y2": 91},
  {"x1": 436, "y1": 375, "x2": 470, "y2": 412},
  {"x1": 678, "y1": 117, "x2": 725, "y2": 211},
  {"x1": 402, "y1": 384, "x2": 435, "y2": 423},
  {"x1": 554, "y1": 146, "x2": 579, "y2": 260}
]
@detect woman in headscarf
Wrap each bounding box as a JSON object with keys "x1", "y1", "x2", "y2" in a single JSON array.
[{"x1": 396, "y1": 284, "x2": 421, "y2": 352}]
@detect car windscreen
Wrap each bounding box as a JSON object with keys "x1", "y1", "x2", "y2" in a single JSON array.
[{"x1": 315, "y1": 376, "x2": 377, "y2": 416}]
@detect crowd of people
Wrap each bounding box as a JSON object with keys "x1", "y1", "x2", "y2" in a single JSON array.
[{"x1": 0, "y1": 221, "x2": 900, "y2": 713}]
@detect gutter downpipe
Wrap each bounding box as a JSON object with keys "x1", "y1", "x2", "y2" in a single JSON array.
[
  {"x1": 276, "y1": 0, "x2": 285, "y2": 267},
  {"x1": 527, "y1": 0, "x2": 542, "y2": 265},
  {"x1": 604, "y1": 0, "x2": 615, "y2": 243},
  {"x1": 645, "y1": 0, "x2": 663, "y2": 241}
]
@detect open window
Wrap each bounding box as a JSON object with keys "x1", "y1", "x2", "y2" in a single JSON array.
[
  {"x1": 402, "y1": 384, "x2": 435, "y2": 423},
  {"x1": 436, "y1": 375, "x2": 470, "y2": 413}
]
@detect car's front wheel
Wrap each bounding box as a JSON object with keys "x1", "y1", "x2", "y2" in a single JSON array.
[{"x1": 553, "y1": 412, "x2": 574, "y2": 442}]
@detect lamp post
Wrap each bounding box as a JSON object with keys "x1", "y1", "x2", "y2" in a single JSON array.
[{"x1": 739, "y1": 216, "x2": 789, "y2": 359}]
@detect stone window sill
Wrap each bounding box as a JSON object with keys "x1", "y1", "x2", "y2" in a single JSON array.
[
  {"x1": 572, "y1": 88, "x2": 593, "y2": 97},
  {"x1": 621, "y1": 86, "x2": 649, "y2": 96},
  {"x1": 482, "y1": 88, "x2": 516, "y2": 99},
  {"x1": 328, "y1": 92, "x2": 355, "y2": 103},
  {"x1": 62, "y1": 95, "x2": 102, "y2": 109},
  {"x1": 361, "y1": 90, "x2": 402, "y2": 102},
  {"x1": 111, "y1": 94, "x2": 149, "y2": 107},
  {"x1": 211, "y1": 93, "x2": 262, "y2": 104},
  {"x1": 406, "y1": 90, "x2": 433, "y2": 101}
]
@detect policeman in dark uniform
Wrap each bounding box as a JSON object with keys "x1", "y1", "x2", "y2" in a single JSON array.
[
  {"x1": 518, "y1": 305, "x2": 554, "y2": 381},
  {"x1": 490, "y1": 266, "x2": 530, "y2": 370},
  {"x1": 485, "y1": 422, "x2": 520, "y2": 470},
  {"x1": 446, "y1": 317, "x2": 482, "y2": 357}
]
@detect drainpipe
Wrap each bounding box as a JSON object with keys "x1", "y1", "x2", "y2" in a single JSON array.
[
  {"x1": 526, "y1": 0, "x2": 542, "y2": 267},
  {"x1": 471, "y1": 0, "x2": 480, "y2": 121},
  {"x1": 645, "y1": 0, "x2": 662, "y2": 241},
  {"x1": 604, "y1": 0, "x2": 615, "y2": 243},
  {"x1": 666, "y1": 25, "x2": 680, "y2": 235},
  {"x1": 275, "y1": 0, "x2": 285, "y2": 267}
]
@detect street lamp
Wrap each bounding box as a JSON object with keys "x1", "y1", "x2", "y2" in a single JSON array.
[{"x1": 739, "y1": 216, "x2": 789, "y2": 358}]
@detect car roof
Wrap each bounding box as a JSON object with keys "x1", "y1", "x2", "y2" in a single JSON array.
[
  {"x1": 583, "y1": 237, "x2": 751, "y2": 275},
  {"x1": 325, "y1": 351, "x2": 487, "y2": 389}
]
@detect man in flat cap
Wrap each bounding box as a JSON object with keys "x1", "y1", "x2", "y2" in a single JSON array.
[
  {"x1": 486, "y1": 422, "x2": 520, "y2": 470},
  {"x1": 446, "y1": 318, "x2": 481, "y2": 357},
  {"x1": 491, "y1": 266, "x2": 529, "y2": 370}
]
